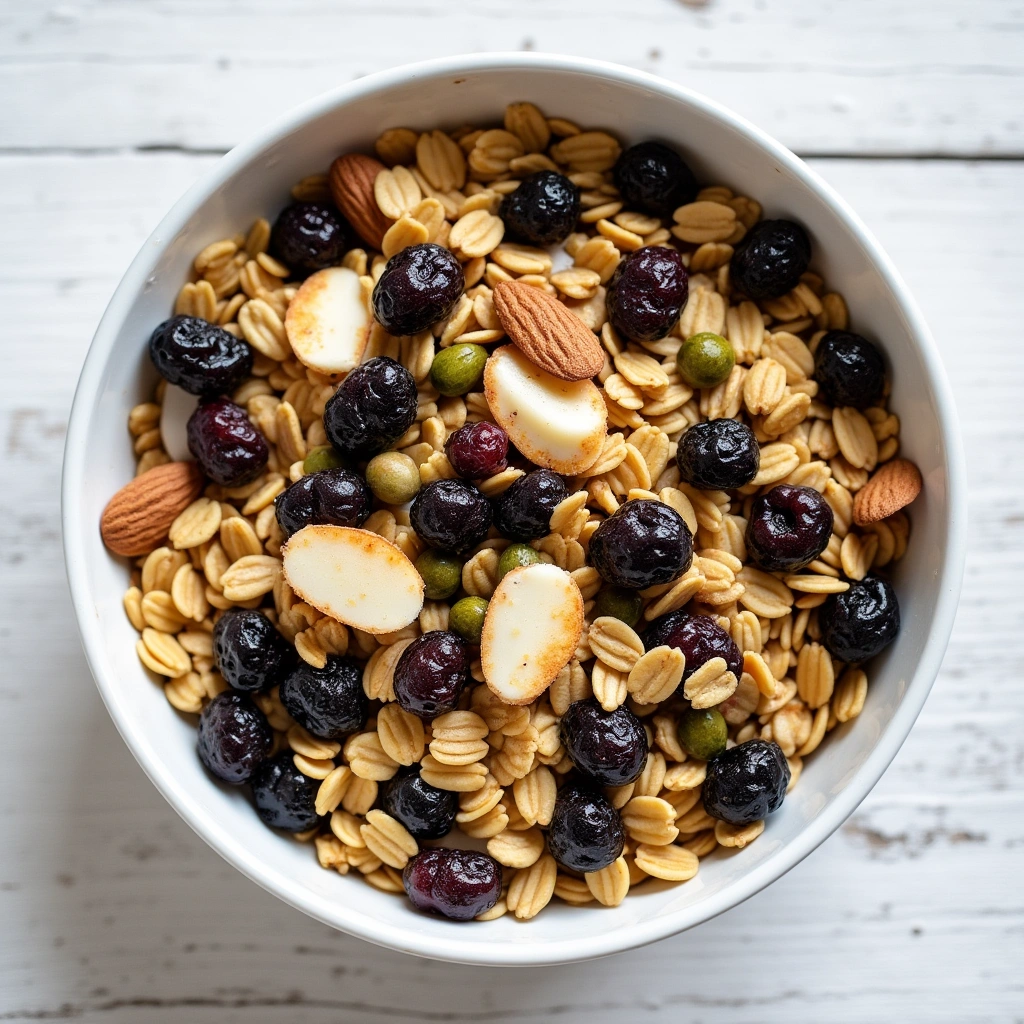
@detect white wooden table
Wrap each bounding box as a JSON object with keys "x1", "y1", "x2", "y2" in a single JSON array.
[{"x1": 2, "y1": 2, "x2": 1022, "y2": 1020}]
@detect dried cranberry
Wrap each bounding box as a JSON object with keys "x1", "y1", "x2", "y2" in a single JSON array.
[
  {"x1": 445, "y1": 422, "x2": 509, "y2": 480},
  {"x1": 499, "y1": 171, "x2": 581, "y2": 246},
  {"x1": 814, "y1": 330, "x2": 886, "y2": 410},
  {"x1": 274, "y1": 467, "x2": 372, "y2": 538},
  {"x1": 547, "y1": 783, "x2": 625, "y2": 873},
  {"x1": 606, "y1": 246, "x2": 689, "y2": 342},
  {"x1": 560, "y1": 699, "x2": 648, "y2": 787},
  {"x1": 703, "y1": 739, "x2": 790, "y2": 826},
  {"x1": 372, "y1": 243, "x2": 465, "y2": 336},
  {"x1": 410, "y1": 479, "x2": 492, "y2": 555},
  {"x1": 731, "y1": 219, "x2": 811, "y2": 301},
  {"x1": 383, "y1": 769, "x2": 458, "y2": 840},
  {"x1": 644, "y1": 609, "x2": 743, "y2": 683},
  {"x1": 322, "y1": 356, "x2": 418, "y2": 459},
  {"x1": 270, "y1": 201, "x2": 347, "y2": 274},
  {"x1": 213, "y1": 609, "x2": 292, "y2": 692},
  {"x1": 148, "y1": 315, "x2": 253, "y2": 396},
  {"x1": 613, "y1": 141, "x2": 699, "y2": 216},
  {"x1": 393, "y1": 630, "x2": 471, "y2": 719},
  {"x1": 403, "y1": 848, "x2": 502, "y2": 921},
  {"x1": 746, "y1": 484, "x2": 834, "y2": 572},
  {"x1": 676, "y1": 419, "x2": 760, "y2": 490},
  {"x1": 588, "y1": 499, "x2": 692, "y2": 590},
  {"x1": 251, "y1": 751, "x2": 320, "y2": 832},
  {"x1": 820, "y1": 575, "x2": 900, "y2": 663},
  {"x1": 279, "y1": 655, "x2": 367, "y2": 740},
  {"x1": 187, "y1": 396, "x2": 268, "y2": 486},
  {"x1": 492, "y1": 469, "x2": 567, "y2": 542},
  {"x1": 196, "y1": 691, "x2": 271, "y2": 784}
]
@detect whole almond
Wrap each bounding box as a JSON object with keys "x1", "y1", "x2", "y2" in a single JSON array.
[
  {"x1": 101, "y1": 461, "x2": 204, "y2": 556},
  {"x1": 492, "y1": 280, "x2": 604, "y2": 382},
  {"x1": 328, "y1": 153, "x2": 392, "y2": 251},
  {"x1": 853, "y1": 458, "x2": 922, "y2": 525}
]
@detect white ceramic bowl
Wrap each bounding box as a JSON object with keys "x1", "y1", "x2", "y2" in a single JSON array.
[{"x1": 63, "y1": 53, "x2": 966, "y2": 966}]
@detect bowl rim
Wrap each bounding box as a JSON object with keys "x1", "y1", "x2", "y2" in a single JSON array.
[{"x1": 62, "y1": 50, "x2": 967, "y2": 966}]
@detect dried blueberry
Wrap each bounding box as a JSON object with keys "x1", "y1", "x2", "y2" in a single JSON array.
[
  {"x1": 676, "y1": 419, "x2": 760, "y2": 490},
  {"x1": 251, "y1": 751, "x2": 320, "y2": 832},
  {"x1": 393, "y1": 630, "x2": 471, "y2": 720},
  {"x1": 445, "y1": 421, "x2": 509, "y2": 480},
  {"x1": 403, "y1": 848, "x2": 502, "y2": 921},
  {"x1": 196, "y1": 691, "x2": 271, "y2": 784},
  {"x1": 613, "y1": 141, "x2": 699, "y2": 216},
  {"x1": 323, "y1": 356, "x2": 418, "y2": 459},
  {"x1": 644, "y1": 609, "x2": 743, "y2": 683},
  {"x1": 547, "y1": 783, "x2": 625, "y2": 873},
  {"x1": 819, "y1": 575, "x2": 900, "y2": 663},
  {"x1": 606, "y1": 246, "x2": 689, "y2": 342},
  {"x1": 561, "y1": 698, "x2": 648, "y2": 787},
  {"x1": 588, "y1": 499, "x2": 693, "y2": 590},
  {"x1": 410, "y1": 479, "x2": 493, "y2": 555},
  {"x1": 731, "y1": 219, "x2": 811, "y2": 301},
  {"x1": 372, "y1": 242, "x2": 464, "y2": 336},
  {"x1": 703, "y1": 739, "x2": 790, "y2": 826},
  {"x1": 814, "y1": 330, "x2": 886, "y2": 410},
  {"x1": 499, "y1": 171, "x2": 581, "y2": 246},
  {"x1": 491, "y1": 469, "x2": 567, "y2": 542},
  {"x1": 274, "y1": 467, "x2": 372, "y2": 538},
  {"x1": 279, "y1": 655, "x2": 368, "y2": 740},
  {"x1": 383, "y1": 769, "x2": 458, "y2": 840},
  {"x1": 213, "y1": 609, "x2": 292, "y2": 692},
  {"x1": 270, "y1": 201, "x2": 347, "y2": 274},
  {"x1": 148, "y1": 315, "x2": 253, "y2": 396},
  {"x1": 746, "y1": 484, "x2": 834, "y2": 572},
  {"x1": 187, "y1": 396, "x2": 269, "y2": 486}
]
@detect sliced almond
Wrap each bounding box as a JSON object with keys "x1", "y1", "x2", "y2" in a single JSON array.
[
  {"x1": 284, "y1": 266, "x2": 369, "y2": 375},
  {"x1": 159, "y1": 384, "x2": 198, "y2": 462},
  {"x1": 480, "y1": 563, "x2": 584, "y2": 706},
  {"x1": 483, "y1": 344, "x2": 606, "y2": 475},
  {"x1": 853, "y1": 458, "x2": 922, "y2": 525},
  {"x1": 282, "y1": 525, "x2": 424, "y2": 634}
]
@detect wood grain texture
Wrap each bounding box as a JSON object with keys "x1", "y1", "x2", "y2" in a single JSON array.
[{"x1": 1, "y1": 0, "x2": 1023, "y2": 1018}]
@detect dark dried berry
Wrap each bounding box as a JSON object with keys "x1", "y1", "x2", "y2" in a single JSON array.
[
  {"x1": 560, "y1": 698, "x2": 648, "y2": 787},
  {"x1": 703, "y1": 739, "x2": 790, "y2": 826},
  {"x1": 372, "y1": 242, "x2": 465, "y2": 336},
  {"x1": 746, "y1": 484, "x2": 834, "y2": 572},
  {"x1": 547, "y1": 783, "x2": 625, "y2": 873},
  {"x1": 383, "y1": 769, "x2": 458, "y2": 840},
  {"x1": 644, "y1": 609, "x2": 743, "y2": 683},
  {"x1": 820, "y1": 575, "x2": 900, "y2": 663},
  {"x1": 213, "y1": 609, "x2": 292, "y2": 692},
  {"x1": 149, "y1": 315, "x2": 253, "y2": 396},
  {"x1": 403, "y1": 848, "x2": 502, "y2": 921},
  {"x1": 197, "y1": 691, "x2": 271, "y2": 784},
  {"x1": 445, "y1": 421, "x2": 509, "y2": 479},
  {"x1": 393, "y1": 630, "x2": 471, "y2": 720},
  {"x1": 323, "y1": 356, "x2": 418, "y2": 459},
  {"x1": 499, "y1": 171, "x2": 581, "y2": 246},
  {"x1": 613, "y1": 141, "x2": 699, "y2": 216},
  {"x1": 731, "y1": 219, "x2": 811, "y2": 301},
  {"x1": 270, "y1": 201, "x2": 347, "y2": 274},
  {"x1": 274, "y1": 467, "x2": 372, "y2": 538},
  {"x1": 410, "y1": 479, "x2": 492, "y2": 555},
  {"x1": 251, "y1": 751, "x2": 320, "y2": 832},
  {"x1": 676, "y1": 419, "x2": 760, "y2": 490},
  {"x1": 606, "y1": 246, "x2": 689, "y2": 342},
  {"x1": 279, "y1": 655, "x2": 368, "y2": 740},
  {"x1": 814, "y1": 330, "x2": 886, "y2": 409},
  {"x1": 187, "y1": 396, "x2": 269, "y2": 486},
  {"x1": 588, "y1": 499, "x2": 693, "y2": 590},
  {"x1": 492, "y1": 469, "x2": 567, "y2": 542}
]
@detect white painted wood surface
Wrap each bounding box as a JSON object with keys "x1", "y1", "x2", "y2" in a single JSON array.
[{"x1": 1, "y1": 1, "x2": 1022, "y2": 1020}]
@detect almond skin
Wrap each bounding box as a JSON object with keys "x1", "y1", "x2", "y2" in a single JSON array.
[
  {"x1": 328, "y1": 153, "x2": 392, "y2": 251},
  {"x1": 101, "y1": 461, "x2": 204, "y2": 556},
  {"x1": 492, "y1": 280, "x2": 605, "y2": 382},
  {"x1": 853, "y1": 458, "x2": 922, "y2": 525}
]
